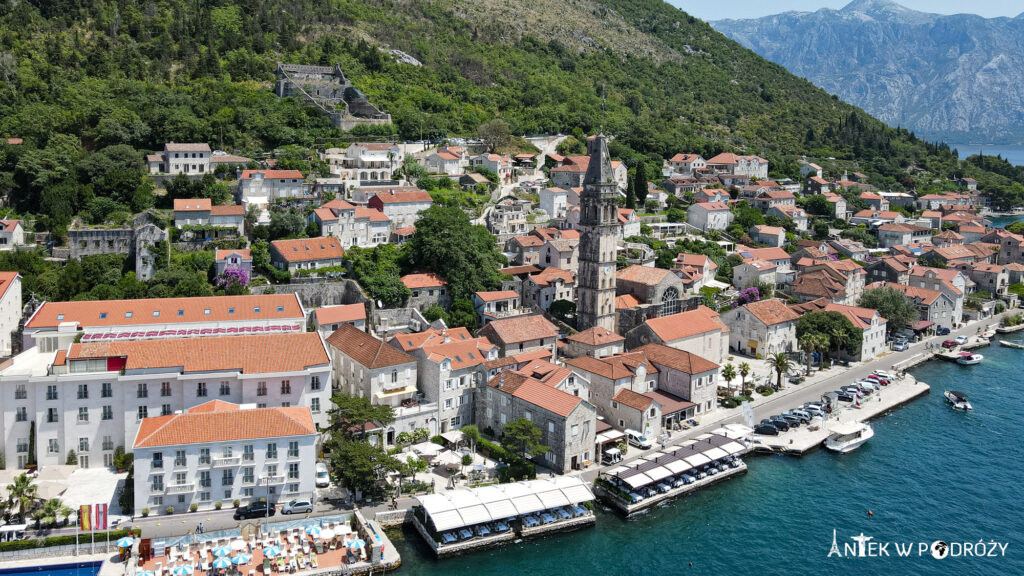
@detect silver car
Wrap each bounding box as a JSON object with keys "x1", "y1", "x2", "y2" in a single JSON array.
[{"x1": 281, "y1": 499, "x2": 313, "y2": 515}]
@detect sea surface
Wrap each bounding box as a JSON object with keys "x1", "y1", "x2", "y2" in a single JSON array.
[
  {"x1": 951, "y1": 143, "x2": 1024, "y2": 167},
  {"x1": 988, "y1": 213, "x2": 1024, "y2": 229},
  {"x1": 389, "y1": 335, "x2": 1024, "y2": 576}
]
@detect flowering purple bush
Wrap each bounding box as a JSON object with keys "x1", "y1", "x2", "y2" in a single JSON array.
[
  {"x1": 216, "y1": 267, "x2": 249, "y2": 288},
  {"x1": 737, "y1": 286, "x2": 760, "y2": 305}
]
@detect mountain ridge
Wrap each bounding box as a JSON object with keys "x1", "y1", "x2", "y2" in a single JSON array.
[{"x1": 713, "y1": 1, "x2": 1024, "y2": 144}]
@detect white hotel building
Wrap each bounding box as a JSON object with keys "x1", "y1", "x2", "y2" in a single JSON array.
[
  {"x1": 1, "y1": 295, "x2": 332, "y2": 471},
  {"x1": 132, "y1": 402, "x2": 318, "y2": 514}
]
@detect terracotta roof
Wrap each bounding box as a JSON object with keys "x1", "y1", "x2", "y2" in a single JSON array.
[
  {"x1": 393, "y1": 226, "x2": 416, "y2": 236},
  {"x1": 738, "y1": 246, "x2": 789, "y2": 262},
  {"x1": 565, "y1": 352, "x2": 655, "y2": 380},
  {"x1": 134, "y1": 404, "x2": 315, "y2": 448},
  {"x1": 210, "y1": 204, "x2": 245, "y2": 216},
  {"x1": 878, "y1": 223, "x2": 928, "y2": 233},
  {"x1": 690, "y1": 201, "x2": 730, "y2": 211},
  {"x1": 5, "y1": 137, "x2": 23, "y2": 145},
  {"x1": 322, "y1": 198, "x2": 356, "y2": 211},
  {"x1": 617, "y1": 208, "x2": 636, "y2": 223},
  {"x1": 434, "y1": 152, "x2": 459, "y2": 161},
  {"x1": 314, "y1": 207, "x2": 339, "y2": 222},
  {"x1": 529, "y1": 267, "x2": 575, "y2": 287},
  {"x1": 355, "y1": 142, "x2": 396, "y2": 151},
  {"x1": 615, "y1": 294, "x2": 641, "y2": 309},
  {"x1": 187, "y1": 399, "x2": 239, "y2": 414},
  {"x1": 741, "y1": 299, "x2": 800, "y2": 326},
  {"x1": 475, "y1": 290, "x2": 520, "y2": 302},
  {"x1": 617, "y1": 265, "x2": 672, "y2": 286},
  {"x1": 173, "y1": 198, "x2": 212, "y2": 211},
  {"x1": 633, "y1": 343, "x2": 719, "y2": 374},
  {"x1": 422, "y1": 337, "x2": 496, "y2": 369},
  {"x1": 675, "y1": 254, "x2": 717, "y2": 271},
  {"x1": 642, "y1": 389, "x2": 695, "y2": 415},
  {"x1": 215, "y1": 249, "x2": 251, "y2": 261},
  {"x1": 643, "y1": 306, "x2": 728, "y2": 342},
  {"x1": 326, "y1": 324, "x2": 415, "y2": 368},
  {"x1": 567, "y1": 326, "x2": 624, "y2": 346},
  {"x1": 502, "y1": 265, "x2": 543, "y2": 276},
  {"x1": 402, "y1": 273, "x2": 446, "y2": 290},
  {"x1": 752, "y1": 225, "x2": 785, "y2": 236},
  {"x1": 487, "y1": 373, "x2": 583, "y2": 418},
  {"x1": 52, "y1": 349, "x2": 67, "y2": 366},
  {"x1": 793, "y1": 270, "x2": 847, "y2": 299},
  {"x1": 824, "y1": 303, "x2": 885, "y2": 330},
  {"x1": 392, "y1": 327, "x2": 474, "y2": 352},
  {"x1": 270, "y1": 237, "x2": 344, "y2": 263},
  {"x1": 853, "y1": 210, "x2": 901, "y2": 220},
  {"x1": 512, "y1": 235, "x2": 544, "y2": 248},
  {"x1": 669, "y1": 153, "x2": 702, "y2": 163},
  {"x1": 26, "y1": 294, "x2": 302, "y2": 330},
  {"x1": 545, "y1": 238, "x2": 578, "y2": 253},
  {"x1": 866, "y1": 282, "x2": 942, "y2": 306},
  {"x1": 478, "y1": 315, "x2": 557, "y2": 345},
  {"x1": 70, "y1": 332, "x2": 329, "y2": 373},
  {"x1": 314, "y1": 304, "x2": 366, "y2": 325},
  {"x1": 0, "y1": 271, "x2": 19, "y2": 300},
  {"x1": 0, "y1": 219, "x2": 21, "y2": 232},
  {"x1": 370, "y1": 190, "x2": 433, "y2": 204},
  {"x1": 209, "y1": 153, "x2": 251, "y2": 164},
  {"x1": 352, "y1": 207, "x2": 389, "y2": 223},
  {"x1": 165, "y1": 142, "x2": 211, "y2": 153},
  {"x1": 240, "y1": 169, "x2": 304, "y2": 179},
  {"x1": 612, "y1": 388, "x2": 654, "y2": 411}
]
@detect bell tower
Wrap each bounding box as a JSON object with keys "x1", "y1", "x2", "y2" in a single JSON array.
[{"x1": 576, "y1": 134, "x2": 619, "y2": 332}]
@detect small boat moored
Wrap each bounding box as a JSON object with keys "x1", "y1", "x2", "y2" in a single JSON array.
[
  {"x1": 944, "y1": 390, "x2": 973, "y2": 411},
  {"x1": 956, "y1": 352, "x2": 983, "y2": 365},
  {"x1": 824, "y1": 421, "x2": 874, "y2": 453}
]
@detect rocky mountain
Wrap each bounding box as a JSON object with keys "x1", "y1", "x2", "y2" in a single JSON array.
[{"x1": 712, "y1": 0, "x2": 1024, "y2": 144}]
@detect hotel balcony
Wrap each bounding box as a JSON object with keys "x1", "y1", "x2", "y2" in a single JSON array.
[
  {"x1": 211, "y1": 456, "x2": 241, "y2": 467},
  {"x1": 165, "y1": 483, "x2": 195, "y2": 494},
  {"x1": 262, "y1": 475, "x2": 286, "y2": 484}
]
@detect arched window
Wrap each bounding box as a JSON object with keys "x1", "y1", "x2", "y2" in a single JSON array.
[{"x1": 661, "y1": 287, "x2": 680, "y2": 316}]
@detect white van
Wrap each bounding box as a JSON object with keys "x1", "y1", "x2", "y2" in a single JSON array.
[
  {"x1": 624, "y1": 429, "x2": 653, "y2": 450},
  {"x1": 601, "y1": 447, "x2": 623, "y2": 465}
]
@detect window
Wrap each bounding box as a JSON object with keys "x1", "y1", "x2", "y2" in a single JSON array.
[
  {"x1": 151, "y1": 475, "x2": 164, "y2": 492},
  {"x1": 79, "y1": 438, "x2": 89, "y2": 452},
  {"x1": 288, "y1": 463, "x2": 299, "y2": 479},
  {"x1": 196, "y1": 382, "x2": 207, "y2": 397},
  {"x1": 222, "y1": 446, "x2": 233, "y2": 458},
  {"x1": 137, "y1": 383, "x2": 148, "y2": 398},
  {"x1": 287, "y1": 441, "x2": 299, "y2": 458},
  {"x1": 15, "y1": 406, "x2": 27, "y2": 421},
  {"x1": 257, "y1": 382, "x2": 267, "y2": 396},
  {"x1": 220, "y1": 382, "x2": 231, "y2": 396},
  {"x1": 444, "y1": 399, "x2": 452, "y2": 409},
  {"x1": 104, "y1": 454, "x2": 114, "y2": 468},
  {"x1": 452, "y1": 415, "x2": 461, "y2": 426},
  {"x1": 15, "y1": 384, "x2": 26, "y2": 399},
  {"x1": 649, "y1": 407, "x2": 656, "y2": 417},
  {"x1": 287, "y1": 483, "x2": 300, "y2": 494},
  {"x1": 138, "y1": 406, "x2": 148, "y2": 420},
  {"x1": 102, "y1": 405, "x2": 113, "y2": 420},
  {"x1": 280, "y1": 380, "x2": 291, "y2": 395},
  {"x1": 391, "y1": 371, "x2": 398, "y2": 384},
  {"x1": 548, "y1": 422, "x2": 555, "y2": 433},
  {"x1": 572, "y1": 424, "x2": 580, "y2": 437},
  {"x1": 125, "y1": 312, "x2": 132, "y2": 319},
  {"x1": 311, "y1": 398, "x2": 321, "y2": 414},
  {"x1": 221, "y1": 470, "x2": 234, "y2": 485},
  {"x1": 177, "y1": 309, "x2": 184, "y2": 317},
  {"x1": 46, "y1": 385, "x2": 58, "y2": 400},
  {"x1": 152, "y1": 311, "x2": 160, "y2": 317},
  {"x1": 223, "y1": 490, "x2": 232, "y2": 500},
  {"x1": 103, "y1": 436, "x2": 114, "y2": 451},
  {"x1": 77, "y1": 384, "x2": 88, "y2": 399},
  {"x1": 101, "y1": 383, "x2": 112, "y2": 398},
  {"x1": 242, "y1": 467, "x2": 255, "y2": 484},
  {"x1": 77, "y1": 407, "x2": 88, "y2": 423},
  {"x1": 241, "y1": 488, "x2": 253, "y2": 498},
  {"x1": 161, "y1": 382, "x2": 172, "y2": 397},
  {"x1": 198, "y1": 448, "x2": 210, "y2": 465},
  {"x1": 266, "y1": 443, "x2": 278, "y2": 460},
  {"x1": 47, "y1": 438, "x2": 59, "y2": 453},
  {"x1": 161, "y1": 404, "x2": 171, "y2": 416},
  {"x1": 174, "y1": 450, "x2": 186, "y2": 467},
  {"x1": 198, "y1": 470, "x2": 211, "y2": 488},
  {"x1": 524, "y1": 410, "x2": 532, "y2": 422},
  {"x1": 311, "y1": 376, "x2": 321, "y2": 391},
  {"x1": 47, "y1": 408, "x2": 58, "y2": 423},
  {"x1": 152, "y1": 452, "x2": 163, "y2": 469},
  {"x1": 198, "y1": 491, "x2": 211, "y2": 502},
  {"x1": 267, "y1": 464, "x2": 278, "y2": 478},
  {"x1": 243, "y1": 445, "x2": 254, "y2": 461}
]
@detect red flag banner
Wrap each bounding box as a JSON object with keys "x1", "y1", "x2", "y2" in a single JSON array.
[
  {"x1": 79, "y1": 504, "x2": 92, "y2": 531},
  {"x1": 94, "y1": 503, "x2": 108, "y2": 531}
]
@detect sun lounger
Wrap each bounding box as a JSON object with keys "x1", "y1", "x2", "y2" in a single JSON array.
[{"x1": 311, "y1": 554, "x2": 319, "y2": 569}]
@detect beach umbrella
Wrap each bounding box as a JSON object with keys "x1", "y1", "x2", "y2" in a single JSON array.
[
  {"x1": 348, "y1": 538, "x2": 365, "y2": 549},
  {"x1": 305, "y1": 525, "x2": 321, "y2": 537},
  {"x1": 230, "y1": 539, "x2": 248, "y2": 551},
  {"x1": 212, "y1": 545, "x2": 232, "y2": 557},
  {"x1": 137, "y1": 571, "x2": 155, "y2": 576},
  {"x1": 211, "y1": 557, "x2": 231, "y2": 570},
  {"x1": 170, "y1": 566, "x2": 193, "y2": 576},
  {"x1": 231, "y1": 553, "x2": 252, "y2": 565},
  {"x1": 115, "y1": 536, "x2": 135, "y2": 548},
  {"x1": 263, "y1": 545, "x2": 283, "y2": 558},
  {"x1": 319, "y1": 528, "x2": 335, "y2": 540}
]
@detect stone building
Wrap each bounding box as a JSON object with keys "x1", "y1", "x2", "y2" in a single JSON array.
[
  {"x1": 576, "y1": 135, "x2": 619, "y2": 332},
  {"x1": 274, "y1": 63, "x2": 391, "y2": 130},
  {"x1": 401, "y1": 273, "x2": 450, "y2": 312},
  {"x1": 477, "y1": 315, "x2": 558, "y2": 358},
  {"x1": 67, "y1": 214, "x2": 167, "y2": 281}
]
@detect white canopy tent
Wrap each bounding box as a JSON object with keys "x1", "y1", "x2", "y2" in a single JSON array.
[{"x1": 411, "y1": 442, "x2": 443, "y2": 457}]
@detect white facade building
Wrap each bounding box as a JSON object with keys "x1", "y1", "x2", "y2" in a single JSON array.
[{"x1": 0, "y1": 272, "x2": 21, "y2": 358}]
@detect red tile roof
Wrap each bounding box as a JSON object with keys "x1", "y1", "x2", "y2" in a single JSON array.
[
  {"x1": 392, "y1": 327, "x2": 474, "y2": 352},
  {"x1": 565, "y1": 352, "x2": 656, "y2": 380},
  {"x1": 402, "y1": 273, "x2": 447, "y2": 290},
  {"x1": 617, "y1": 265, "x2": 672, "y2": 286},
  {"x1": 643, "y1": 306, "x2": 729, "y2": 342},
  {"x1": 478, "y1": 315, "x2": 558, "y2": 345},
  {"x1": 354, "y1": 207, "x2": 390, "y2": 222},
  {"x1": 134, "y1": 405, "x2": 315, "y2": 448},
  {"x1": 612, "y1": 388, "x2": 654, "y2": 411},
  {"x1": 173, "y1": 198, "x2": 212, "y2": 211},
  {"x1": 187, "y1": 399, "x2": 239, "y2": 414},
  {"x1": 615, "y1": 294, "x2": 641, "y2": 310},
  {"x1": 322, "y1": 198, "x2": 356, "y2": 211},
  {"x1": 633, "y1": 343, "x2": 719, "y2": 374},
  {"x1": 370, "y1": 190, "x2": 433, "y2": 203},
  {"x1": 567, "y1": 326, "x2": 624, "y2": 346},
  {"x1": 270, "y1": 237, "x2": 344, "y2": 263},
  {"x1": 529, "y1": 267, "x2": 575, "y2": 287},
  {"x1": 326, "y1": 324, "x2": 415, "y2": 368},
  {"x1": 240, "y1": 169, "x2": 304, "y2": 180},
  {"x1": 475, "y1": 290, "x2": 520, "y2": 302},
  {"x1": 70, "y1": 332, "x2": 329, "y2": 373},
  {"x1": 423, "y1": 337, "x2": 496, "y2": 369},
  {"x1": 487, "y1": 373, "x2": 583, "y2": 417},
  {"x1": 210, "y1": 204, "x2": 245, "y2": 216},
  {"x1": 215, "y1": 249, "x2": 251, "y2": 261},
  {"x1": 741, "y1": 299, "x2": 801, "y2": 326},
  {"x1": 690, "y1": 201, "x2": 730, "y2": 211},
  {"x1": 26, "y1": 295, "x2": 302, "y2": 330},
  {"x1": 314, "y1": 304, "x2": 366, "y2": 325},
  {"x1": 0, "y1": 271, "x2": 19, "y2": 301},
  {"x1": 165, "y1": 142, "x2": 211, "y2": 152}
]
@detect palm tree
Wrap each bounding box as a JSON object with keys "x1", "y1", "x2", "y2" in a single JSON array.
[
  {"x1": 738, "y1": 362, "x2": 751, "y2": 392},
  {"x1": 832, "y1": 326, "x2": 852, "y2": 361},
  {"x1": 721, "y1": 363, "x2": 737, "y2": 392},
  {"x1": 799, "y1": 334, "x2": 828, "y2": 375},
  {"x1": 6, "y1": 473, "x2": 38, "y2": 523},
  {"x1": 33, "y1": 498, "x2": 72, "y2": 529},
  {"x1": 767, "y1": 353, "x2": 793, "y2": 391}
]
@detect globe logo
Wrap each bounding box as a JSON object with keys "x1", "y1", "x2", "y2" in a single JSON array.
[{"x1": 930, "y1": 540, "x2": 949, "y2": 559}]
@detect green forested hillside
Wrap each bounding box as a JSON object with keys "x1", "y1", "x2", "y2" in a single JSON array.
[{"x1": 0, "y1": 0, "x2": 1021, "y2": 227}]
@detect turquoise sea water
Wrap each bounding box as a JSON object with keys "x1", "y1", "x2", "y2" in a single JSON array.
[
  {"x1": 988, "y1": 213, "x2": 1024, "y2": 229},
  {"x1": 389, "y1": 335, "x2": 1024, "y2": 575},
  {"x1": 951, "y1": 143, "x2": 1024, "y2": 167}
]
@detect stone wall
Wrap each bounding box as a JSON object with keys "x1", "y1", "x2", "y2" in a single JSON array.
[{"x1": 252, "y1": 279, "x2": 368, "y2": 310}]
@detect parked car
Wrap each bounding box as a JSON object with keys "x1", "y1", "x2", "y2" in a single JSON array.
[
  {"x1": 281, "y1": 499, "x2": 313, "y2": 515},
  {"x1": 892, "y1": 340, "x2": 909, "y2": 351},
  {"x1": 873, "y1": 370, "x2": 896, "y2": 380},
  {"x1": 625, "y1": 429, "x2": 653, "y2": 450},
  {"x1": 767, "y1": 416, "x2": 792, "y2": 431},
  {"x1": 942, "y1": 340, "x2": 958, "y2": 349},
  {"x1": 836, "y1": 391, "x2": 855, "y2": 402},
  {"x1": 235, "y1": 501, "x2": 276, "y2": 519},
  {"x1": 936, "y1": 327, "x2": 950, "y2": 335},
  {"x1": 315, "y1": 462, "x2": 330, "y2": 488},
  {"x1": 955, "y1": 335, "x2": 968, "y2": 345},
  {"x1": 761, "y1": 418, "x2": 788, "y2": 432}
]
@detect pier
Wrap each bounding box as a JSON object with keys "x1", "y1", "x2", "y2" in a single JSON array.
[{"x1": 753, "y1": 376, "x2": 930, "y2": 455}]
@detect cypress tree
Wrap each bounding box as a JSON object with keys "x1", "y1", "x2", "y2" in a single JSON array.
[
  {"x1": 625, "y1": 175, "x2": 636, "y2": 209},
  {"x1": 634, "y1": 162, "x2": 648, "y2": 206}
]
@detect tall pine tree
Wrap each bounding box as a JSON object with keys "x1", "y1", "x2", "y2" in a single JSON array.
[
  {"x1": 625, "y1": 175, "x2": 636, "y2": 209},
  {"x1": 634, "y1": 162, "x2": 648, "y2": 206}
]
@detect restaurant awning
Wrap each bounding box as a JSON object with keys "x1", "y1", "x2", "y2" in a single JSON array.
[
  {"x1": 595, "y1": 430, "x2": 625, "y2": 445},
  {"x1": 430, "y1": 510, "x2": 465, "y2": 532},
  {"x1": 644, "y1": 467, "x2": 673, "y2": 483},
  {"x1": 912, "y1": 320, "x2": 934, "y2": 331},
  {"x1": 722, "y1": 441, "x2": 747, "y2": 455},
  {"x1": 684, "y1": 454, "x2": 711, "y2": 467},
  {"x1": 664, "y1": 460, "x2": 691, "y2": 475},
  {"x1": 704, "y1": 447, "x2": 729, "y2": 461},
  {"x1": 622, "y1": 473, "x2": 654, "y2": 489},
  {"x1": 510, "y1": 494, "x2": 546, "y2": 515}
]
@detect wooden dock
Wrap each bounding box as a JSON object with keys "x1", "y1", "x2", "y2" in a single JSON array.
[{"x1": 753, "y1": 377, "x2": 930, "y2": 455}]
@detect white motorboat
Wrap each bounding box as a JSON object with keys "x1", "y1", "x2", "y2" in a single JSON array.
[
  {"x1": 824, "y1": 421, "x2": 874, "y2": 453},
  {"x1": 944, "y1": 390, "x2": 973, "y2": 411},
  {"x1": 956, "y1": 352, "x2": 983, "y2": 366}
]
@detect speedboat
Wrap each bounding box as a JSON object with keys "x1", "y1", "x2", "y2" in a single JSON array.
[
  {"x1": 824, "y1": 421, "x2": 874, "y2": 453},
  {"x1": 944, "y1": 390, "x2": 973, "y2": 410},
  {"x1": 956, "y1": 352, "x2": 983, "y2": 366}
]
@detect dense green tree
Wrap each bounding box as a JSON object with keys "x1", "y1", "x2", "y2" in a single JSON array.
[
  {"x1": 634, "y1": 161, "x2": 648, "y2": 205},
  {"x1": 347, "y1": 245, "x2": 411, "y2": 306},
  {"x1": 327, "y1": 440, "x2": 399, "y2": 496},
  {"x1": 327, "y1": 393, "x2": 395, "y2": 442},
  {"x1": 268, "y1": 209, "x2": 307, "y2": 240},
  {"x1": 478, "y1": 118, "x2": 511, "y2": 153},
  {"x1": 6, "y1": 473, "x2": 37, "y2": 523},
  {"x1": 796, "y1": 311, "x2": 862, "y2": 358},
  {"x1": 858, "y1": 287, "x2": 919, "y2": 334},
  {"x1": 447, "y1": 298, "x2": 479, "y2": 332},
  {"x1": 501, "y1": 418, "x2": 549, "y2": 462},
  {"x1": 405, "y1": 206, "x2": 506, "y2": 300}
]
